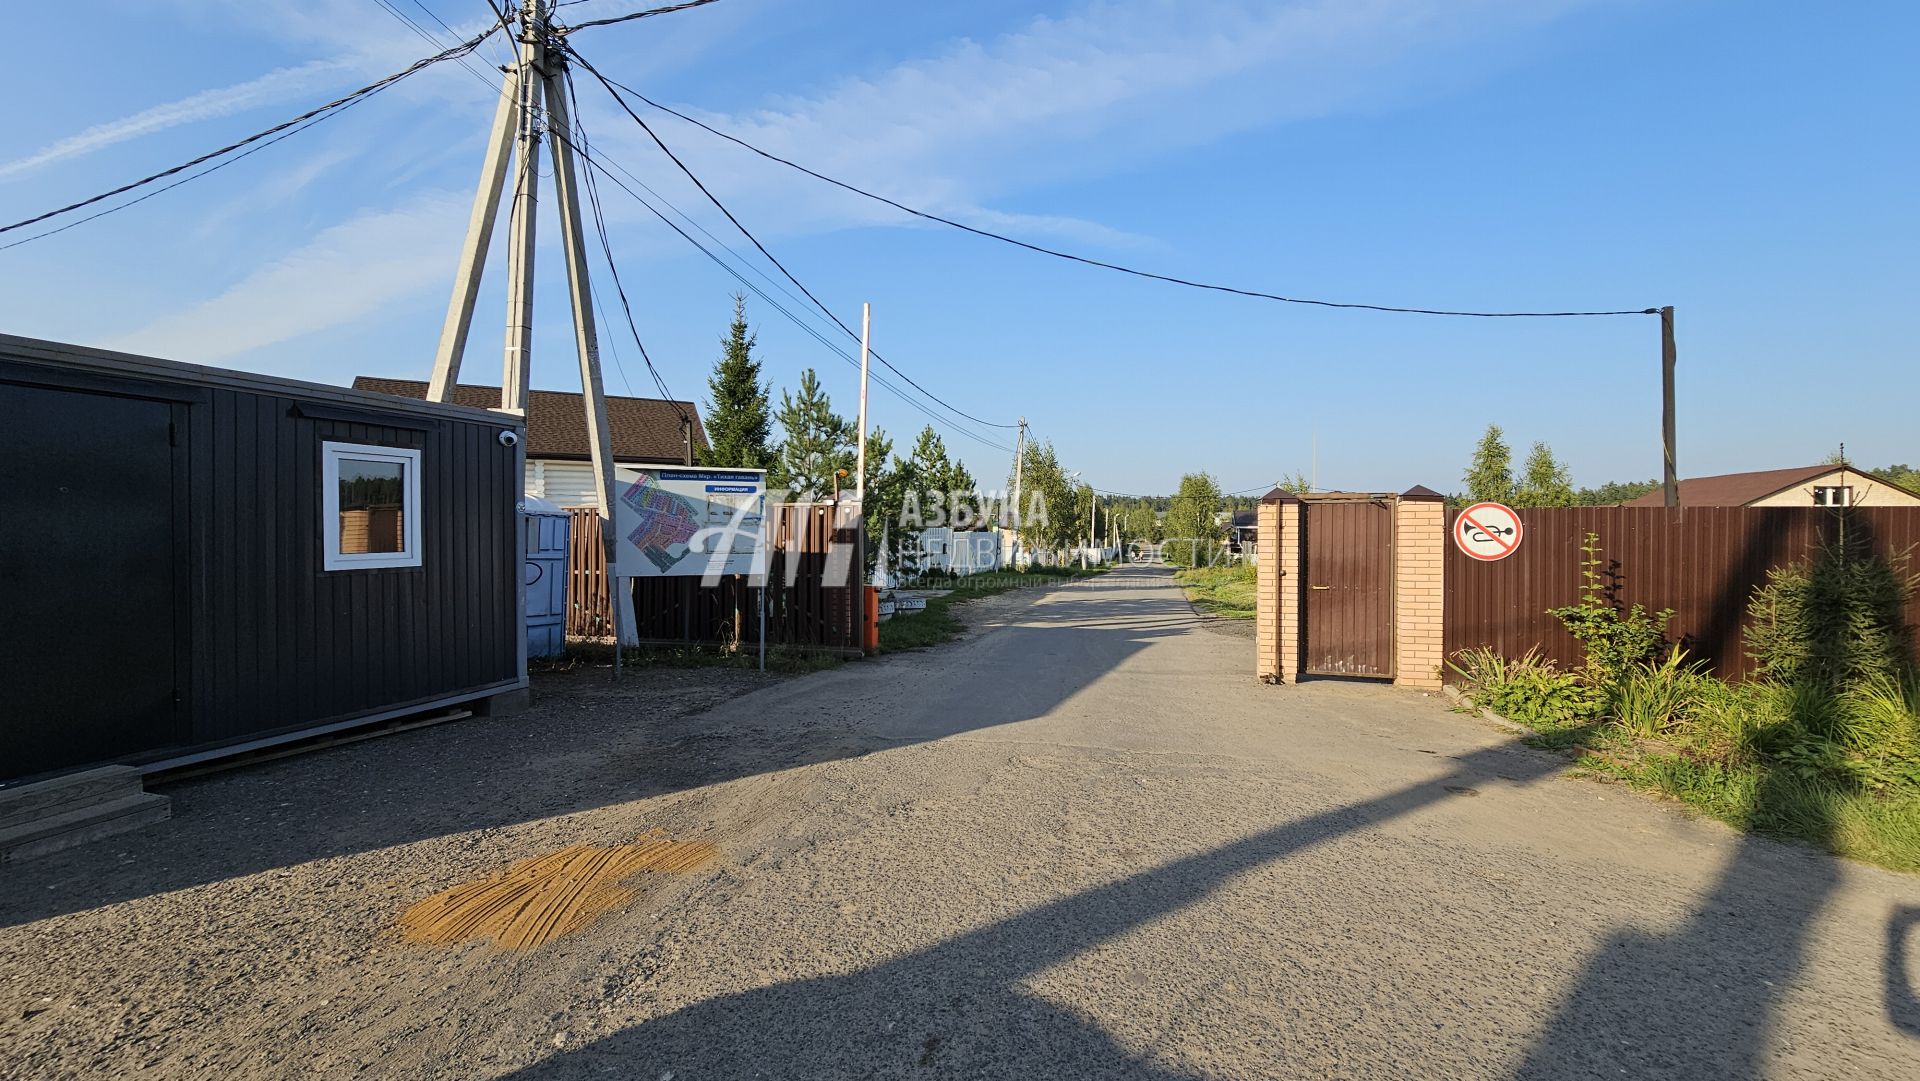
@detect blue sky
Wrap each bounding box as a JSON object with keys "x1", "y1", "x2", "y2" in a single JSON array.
[{"x1": 4, "y1": 0, "x2": 1916, "y2": 495}]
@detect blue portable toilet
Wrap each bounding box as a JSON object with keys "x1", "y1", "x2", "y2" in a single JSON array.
[{"x1": 523, "y1": 496, "x2": 570, "y2": 660}]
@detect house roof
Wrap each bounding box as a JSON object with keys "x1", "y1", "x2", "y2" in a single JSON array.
[
  {"x1": 351, "y1": 378, "x2": 705, "y2": 463},
  {"x1": 1621, "y1": 464, "x2": 1915, "y2": 506}
]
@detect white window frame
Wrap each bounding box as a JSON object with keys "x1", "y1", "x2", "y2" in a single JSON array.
[
  {"x1": 1813, "y1": 484, "x2": 1852, "y2": 508},
  {"x1": 322, "y1": 441, "x2": 423, "y2": 571}
]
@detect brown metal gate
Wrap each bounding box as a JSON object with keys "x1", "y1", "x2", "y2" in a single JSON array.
[{"x1": 1303, "y1": 499, "x2": 1395, "y2": 677}]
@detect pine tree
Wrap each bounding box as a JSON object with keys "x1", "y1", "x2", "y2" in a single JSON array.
[
  {"x1": 1463, "y1": 424, "x2": 1515, "y2": 504},
  {"x1": 859, "y1": 427, "x2": 914, "y2": 576},
  {"x1": 905, "y1": 425, "x2": 976, "y2": 524},
  {"x1": 1515, "y1": 441, "x2": 1575, "y2": 507},
  {"x1": 769, "y1": 368, "x2": 853, "y2": 501},
  {"x1": 700, "y1": 295, "x2": 772, "y2": 469}
]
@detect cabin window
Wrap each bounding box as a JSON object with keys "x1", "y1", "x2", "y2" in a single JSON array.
[
  {"x1": 322, "y1": 442, "x2": 422, "y2": 570},
  {"x1": 1812, "y1": 485, "x2": 1852, "y2": 508}
]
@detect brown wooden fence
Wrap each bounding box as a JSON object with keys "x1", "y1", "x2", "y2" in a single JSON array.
[
  {"x1": 1443, "y1": 506, "x2": 1920, "y2": 681},
  {"x1": 567, "y1": 503, "x2": 864, "y2": 652}
]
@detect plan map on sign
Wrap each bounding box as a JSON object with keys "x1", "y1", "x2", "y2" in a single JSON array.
[{"x1": 620, "y1": 473, "x2": 703, "y2": 573}]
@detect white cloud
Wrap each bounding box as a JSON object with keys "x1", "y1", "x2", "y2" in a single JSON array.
[
  {"x1": 80, "y1": 0, "x2": 1600, "y2": 365},
  {"x1": 0, "y1": 60, "x2": 350, "y2": 181},
  {"x1": 103, "y1": 190, "x2": 468, "y2": 363},
  {"x1": 576, "y1": 0, "x2": 1597, "y2": 248}
]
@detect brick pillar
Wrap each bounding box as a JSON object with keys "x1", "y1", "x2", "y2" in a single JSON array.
[
  {"x1": 1393, "y1": 486, "x2": 1447, "y2": 688},
  {"x1": 1255, "y1": 491, "x2": 1301, "y2": 683}
]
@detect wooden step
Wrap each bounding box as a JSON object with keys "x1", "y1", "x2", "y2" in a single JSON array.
[
  {"x1": 0, "y1": 790, "x2": 172, "y2": 864},
  {"x1": 0, "y1": 765, "x2": 144, "y2": 831}
]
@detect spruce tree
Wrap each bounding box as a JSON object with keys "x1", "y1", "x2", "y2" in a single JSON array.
[
  {"x1": 1463, "y1": 424, "x2": 1515, "y2": 504},
  {"x1": 700, "y1": 294, "x2": 772, "y2": 469}
]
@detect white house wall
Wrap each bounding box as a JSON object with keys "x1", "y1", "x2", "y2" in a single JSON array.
[
  {"x1": 1747, "y1": 468, "x2": 1920, "y2": 508},
  {"x1": 523, "y1": 459, "x2": 658, "y2": 511}
]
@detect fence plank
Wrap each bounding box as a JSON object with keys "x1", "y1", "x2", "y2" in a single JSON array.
[
  {"x1": 1443, "y1": 506, "x2": 1920, "y2": 680},
  {"x1": 566, "y1": 502, "x2": 863, "y2": 651}
]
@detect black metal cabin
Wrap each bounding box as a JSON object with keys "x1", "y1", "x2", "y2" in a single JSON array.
[{"x1": 0, "y1": 335, "x2": 527, "y2": 783}]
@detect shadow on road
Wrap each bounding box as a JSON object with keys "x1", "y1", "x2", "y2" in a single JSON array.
[
  {"x1": 1511, "y1": 765, "x2": 1847, "y2": 1078},
  {"x1": 496, "y1": 740, "x2": 1564, "y2": 1079},
  {"x1": 0, "y1": 572, "x2": 1183, "y2": 928},
  {"x1": 496, "y1": 727, "x2": 1879, "y2": 1080},
  {"x1": 1889, "y1": 905, "x2": 1920, "y2": 1037}
]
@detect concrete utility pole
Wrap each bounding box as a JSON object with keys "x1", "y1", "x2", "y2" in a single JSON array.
[
  {"x1": 426, "y1": 0, "x2": 622, "y2": 646},
  {"x1": 498, "y1": 0, "x2": 544, "y2": 416},
  {"x1": 1010, "y1": 416, "x2": 1026, "y2": 566},
  {"x1": 856, "y1": 302, "x2": 870, "y2": 501},
  {"x1": 1084, "y1": 488, "x2": 1095, "y2": 569},
  {"x1": 855, "y1": 302, "x2": 871, "y2": 592},
  {"x1": 1660, "y1": 305, "x2": 1678, "y2": 509}
]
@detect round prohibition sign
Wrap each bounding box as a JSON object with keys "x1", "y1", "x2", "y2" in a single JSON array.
[{"x1": 1454, "y1": 501, "x2": 1523, "y2": 561}]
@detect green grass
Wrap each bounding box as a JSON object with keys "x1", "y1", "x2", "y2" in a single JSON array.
[
  {"x1": 1174, "y1": 562, "x2": 1258, "y2": 619},
  {"x1": 1452, "y1": 651, "x2": 1920, "y2": 872},
  {"x1": 878, "y1": 565, "x2": 1109, "y2": 653},
  {"x1": 1577, "y1": 748, "x2": 1920, "y2": 873}
]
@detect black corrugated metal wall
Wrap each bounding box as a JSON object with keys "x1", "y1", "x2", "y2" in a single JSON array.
[
  {"x1": 1, "y1": 354, "x2": 522, "y2": 780},
  {"x1": 188, "y1": 389, "x2": 520, "y2": 748}
]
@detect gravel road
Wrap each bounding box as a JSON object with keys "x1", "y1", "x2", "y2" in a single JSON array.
[{"x1": 4, "y1": 565, "x2": 1918, "y2": 1079}]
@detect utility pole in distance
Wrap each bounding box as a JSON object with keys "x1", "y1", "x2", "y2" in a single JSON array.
[
  {"x1": 1660, "y1": 305, "x2": 1678, "y2": 509},
  {"x1": 1084, "y1": 487, "x2": 1095, "y2": 569},
  {"x1": 855, "y1": 302, "x2": 870, "y2": 594},
  {"x1": 1010, "y1": 417, "x2": 1026, "y2": 567},
  {"x1": 856, "y1": 302, "x2": 871, "y2": 501}
]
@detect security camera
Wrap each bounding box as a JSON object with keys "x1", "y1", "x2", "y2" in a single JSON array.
[{"x1": 498, "y1": 429, "x2": 521, "y2": 448}]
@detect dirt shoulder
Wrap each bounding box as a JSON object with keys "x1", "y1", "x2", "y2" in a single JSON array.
[{"x1": 0, "y1": 665, "x2": 813, "y2": 1079}]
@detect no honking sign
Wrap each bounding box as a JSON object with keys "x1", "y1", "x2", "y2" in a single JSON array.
[{"x1": 1454, "y1": 502, "x2": 1523, "y2": 561}]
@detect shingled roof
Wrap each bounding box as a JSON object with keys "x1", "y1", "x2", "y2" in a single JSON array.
[
  {"x1": 351, "y1": 378, "x2": 705, "y2": 463},
  {"x1": 1621, "y1": 464, "x2": 1915, "y2": 506}
]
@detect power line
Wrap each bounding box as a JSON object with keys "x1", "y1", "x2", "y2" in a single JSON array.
[
  {"x1": 560, "y1": 121, "x2": 1021, "y2": 455},
  {"x1": 369, "y1": 0, "x2": 502, "y2": 92},
  {"x1": 1, "y1": 91, "x2": 384, "y2": 252},
  {"x1": 565, "y1": 44, "x2": 1023, "y2": 433},
  {"x1": 0, "y1": 19, "x2": 508, "y2": 241},
  {"x1": 558, "y1": 0, "x2": 724, "y2": 35},
  {"x1": 551, "y1": 127, "x2": 1018, "y2": 456},
  {"x1": 582, "y1": 70, "x2": 1662, "y2": 320},
  {"x1": 560, "y1": 67, "x2": 690, "y2": 422}
]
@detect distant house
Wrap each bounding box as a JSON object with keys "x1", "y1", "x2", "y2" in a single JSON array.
[
  {"x1": 1228, "y1": 509, "x2": 1259, "y2": 561},
  {"x1": 914, "y1": 526, "x2": 1002, "y2": 576},
  {"x1": 1622, "y1": 464, "x2": 1920, "y2": 508},
  {"x1": 353, "y1": 378, "x2": 706, "y2": 511}
]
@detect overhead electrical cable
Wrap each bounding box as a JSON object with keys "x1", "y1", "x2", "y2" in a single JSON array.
[
  {"x1": 565, "y1": 45, "x2": 1022, "y2": 433},
  {"x1": 370, "y1": 0, "x2": 503, "y2": 92},
  {"x1": 552, "y1": 129, "x2": 1017, "y2": 455},
  {"x1": 0, "y1": 18, "x2": 509, "y2": 240},
  {"x1": 558, "y1": 0, "x2": 724, "y2": 35},
  {"x1": 560, "y1": 123, "x2": 1015, "y2": 452},
  {"x1": 561, "y1": 68, "x2": 689, "y2": 421},
  {"x1": 580, "y1": 68, "x2": 1660, "y2": 320},
  {"x1": 1, "y1": 95, "x2": 383, "y2": 252}
]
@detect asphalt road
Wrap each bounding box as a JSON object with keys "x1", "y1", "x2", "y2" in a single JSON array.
[{"x1": 4, "y1": 565, "x2": 1919, "y2": 1078}]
